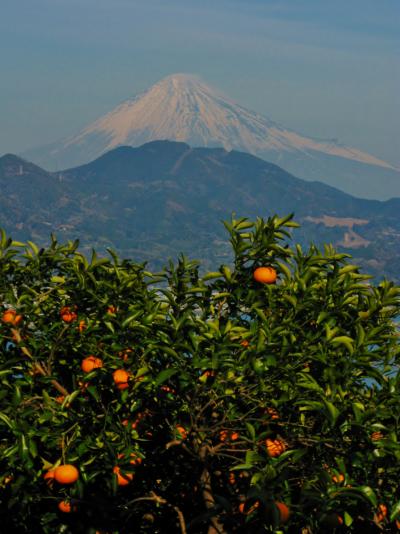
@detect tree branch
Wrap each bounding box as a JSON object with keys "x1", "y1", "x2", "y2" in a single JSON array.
[
  {"x1": 11, "y1": 328, "x2": 69, "y2": 397},
  {"x1": 199, "y1": 445, "x2": 227, "y2": 534}
]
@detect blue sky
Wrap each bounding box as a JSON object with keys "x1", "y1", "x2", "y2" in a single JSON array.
[{"x1": 1, "y1": 0, "x2": 399, "y2": 165}]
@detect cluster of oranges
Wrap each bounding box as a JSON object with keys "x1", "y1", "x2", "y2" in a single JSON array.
[
  {"x1": 43, "y1": 465, "x2": 79, "y2": 513},
  {"x1": 44, "y1": 454, "x2": 141, "y2": 512},
  {"x1": 219, "y1": 430, "x2": 240, "y2": 442},
  {"x1": 80, "y1": 355, "x2": 130, "y2": 390}
]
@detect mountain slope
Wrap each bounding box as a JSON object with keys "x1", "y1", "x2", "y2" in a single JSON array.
[
  {"x1": 3, "y1": 141, "x2": 400, "y2": 280},
  {"x1": 22, "y1": 74, "x2": 399, "y2": 200}
]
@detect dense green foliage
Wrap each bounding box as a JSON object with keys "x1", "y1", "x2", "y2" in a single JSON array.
[{"x1": 1, "y1": 215, "x2": 400, "y2": 533}]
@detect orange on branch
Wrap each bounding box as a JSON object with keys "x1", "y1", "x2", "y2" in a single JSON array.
[
  {"x1": 58, "y1": 500, "x2": 76, "y2": 513},
  {"x1": 253, "y1": 266, "x2": 277, "y2": 284},
  {"x1": 54, "y1": 464, "x2": 79, "y2": 484},
  {"x1": 274, "y1": 501, "x2": 290, "y2": 524},
  {"x1": 81, "y1": 355, "x2": 103, "y2": 373},
  {"x1": 113, "y1": 369, "x2": 130, "y2": 389},
  {"x1": 265, "y1": 438, "x2": 286, "y2": 457},
  {"x1": 332, "y1": 473, "x2": 345, "y2": 484},
  {"x1": 60, "y1": 306, "x2": 77, "y2": 323},
  {"x1": 113, "y1": 465, "x2": 134, "y2": 486},
  {"x1": 374, "y1": 504, "x2": 388, "y2": 524},
  {"x1": 176, "y1": 425, "x2": 188, "y2": 440},
  {"x1": 371, "y1": 431, "x2": 384, "y2": 441},
  {"x1": 43, "y1": 470, "x2": 55, "y2": 486},
  {"x1": 77, "y1": 320, "x2": 86, "y2": 332},
  {"x1": 2, "y1": 309, "x2": 23, "y2": 326}
]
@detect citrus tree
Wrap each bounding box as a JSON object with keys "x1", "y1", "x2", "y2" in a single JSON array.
[{"x1": 1, "y1": 215, "x2": 400, "y2": 533}]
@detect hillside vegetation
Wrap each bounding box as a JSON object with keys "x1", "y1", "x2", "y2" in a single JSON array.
[
  {"x1": 1, "y1": 215, "x2": 400, "y2": 533},
  {"x1": 2, "y1": 142, "x2": 400, "y2": 281}
]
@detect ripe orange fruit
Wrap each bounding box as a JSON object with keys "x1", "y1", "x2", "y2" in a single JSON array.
[
  {"x1": 220, "y1": 430, "x2": 240, "y2": 442},
  {"x1": 265, "y1": 438, "x2": 286, "y2": 457},
  {"x1": 58, "y1": 500, "x2": 76, "y2": 513},
  {"x1": 81, "y1": 356, "x2": 103, "y2": 373},
  {"x1": 371, "y1": 431, "x2": 384, "y2": 441},
  {"x1": 129, "y1": 453, "x2": 142, "y2": 465},
  {"x1": 332, "y1": 473, "x2": 345, "y2": 484},
  {"x1": 265, "y1": 407, "x2": 279, "y2": 420},
  {"x1": 219, "y1": 430, "x2": 229, "y2": 442},
  {"x1": 77, "y1": 320, "x2": 86, "y2": 332},
  {"x1": 240, "y1": 340, "x2": 250, "y2": 348},
  {"x1": 2, "y1": 309, "x2": 23, "y2": 326},
  {"x1": 54, "y1": 464, "x2": 79, "y2": 484},
  {"x1": 107, "y1": 305, "x2": 117, "y2": 315},
  {"x1": 113, "y1": 369, "x2": 130, "y2": 389},
  {"x1": 176, "y1": 425, "x2": 188, "y2": 440},
  {"x1": 113, "y1": 465, "x2": 134, "y2": 486},
  {"x1": 118, "y1": 452, "x2": 143, "y2": 466},
  {"x1": 60, "y1": 306, "x2": 77, "y2": 323},
  {"x1": 275, "y1": 501, "x2": 290, "y2": 524},
  {"x1": 43, "y1": 470, "x2": 55, "y2": 486},
  {"x1": 253, "y1": 267, "x2": 277, "y2": 284},
  {"x1": 119, "y1": 348, "x2": 132, "y2": 362},
  {"x1": 374, "y1": 504, "x2": 388, "y2": 524}
]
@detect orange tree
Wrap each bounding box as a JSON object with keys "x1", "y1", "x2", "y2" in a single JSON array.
[{"x1": 0, "y1": 215, "x2": 400, "y2": 533}]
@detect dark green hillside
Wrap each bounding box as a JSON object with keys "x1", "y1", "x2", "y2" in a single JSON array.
[{"x1": 1, "y1": 141, "x2": 399, "y2": 279}]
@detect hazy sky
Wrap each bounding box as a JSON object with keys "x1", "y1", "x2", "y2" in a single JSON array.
[{"x1": 1, "y1": 0, "x2": 399, "y2": 165}]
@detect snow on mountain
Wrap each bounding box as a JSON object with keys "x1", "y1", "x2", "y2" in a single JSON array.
[{"x1": 22, "y1": 73, "x2": 399, "y2": 199}]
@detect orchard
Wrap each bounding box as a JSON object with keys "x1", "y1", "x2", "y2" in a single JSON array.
[{"x1": 1, "y1": 215, "x2": 400, "y2": 533}]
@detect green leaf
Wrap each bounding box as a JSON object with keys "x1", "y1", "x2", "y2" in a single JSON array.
[
  {"x1": 87, "y1": 386, "x2": 100, "y2": 402},
  {"x1": 230, "y1": 463, "x2": 253, "y2": 471},
  {"x1": 104, "y1": 321, "x2": 115, "y2": 333},
  {"x1": 51, "y1": 276, "x2": 65, "y2": 284},
  {"x1": 344, "y1": 511, "x2": 353, "y2": 526},
  {"x1": 221, "y1": 265, "x2": 232, "y2": 282},
  {"x1": 390, "y1": 500, "x2": 400, "y2": 521},
  {"x1": 323, "y1": 400, "x2": 340, "y2": 426},
  {"x1": 245, "y1": 422, "x2": 256, "y2": 441},
  {"x1": 154, "y1": 369, "x2": 177, "y2": 386},
  {"x1": 334, "y1": 486, "x2": 377, "y2": 507},
  {"x1": 276, "y1": 262, "x2": 292, "y2": 281},
  {"x1": 202, "y1": 272, "x2": 222, "y2": 281},
  {"x1": 330, "y1": 336, "x2": 354, "y2": 355},
  {"x1": 0, "y1": 413, "x2": 13, "y2": 429}
]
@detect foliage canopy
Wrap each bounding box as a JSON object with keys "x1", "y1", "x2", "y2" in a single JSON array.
[{"x1": 1, "y1": 215, "x2": 400, "y2": 533}]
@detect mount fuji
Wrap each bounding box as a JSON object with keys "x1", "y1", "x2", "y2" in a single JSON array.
[{"x1": 22, "y1": 73, "x2": 399, "y2": 199}]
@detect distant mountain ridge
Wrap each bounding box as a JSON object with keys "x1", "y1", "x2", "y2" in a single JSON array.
[
  {"x1": 2, "y1": 141, "x2": 400, "y2": 281},
  {"x1": 22, "y1": 74, "x2": 400, "y2": 200}
]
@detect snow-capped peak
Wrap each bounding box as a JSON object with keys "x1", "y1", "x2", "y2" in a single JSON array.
[{"x1": 63, "y1": 73, "x2": 392, "y2": 171}]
